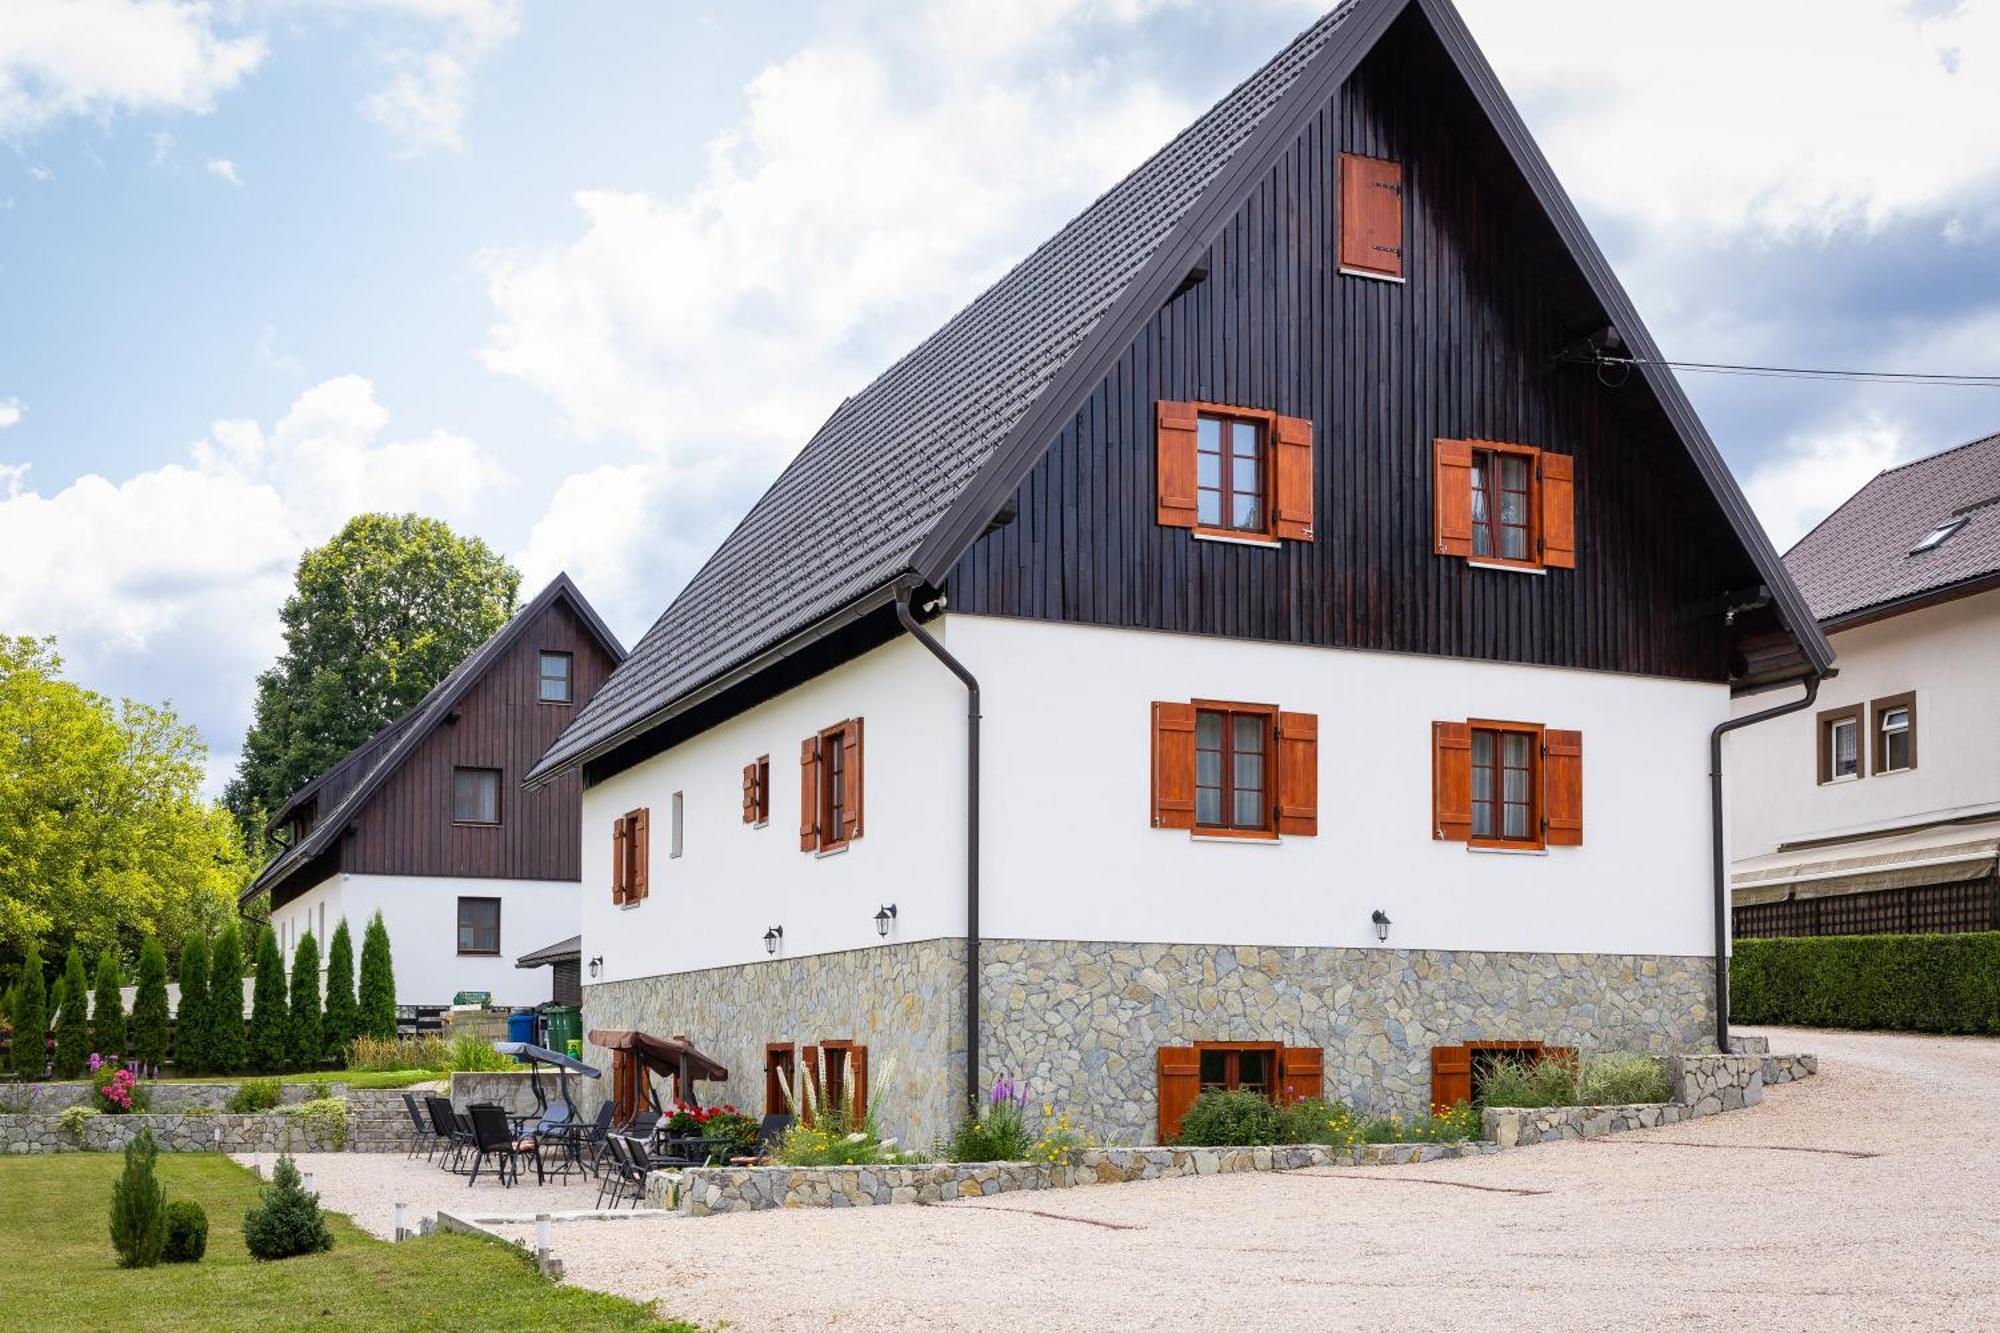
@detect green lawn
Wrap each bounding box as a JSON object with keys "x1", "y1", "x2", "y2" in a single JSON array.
[{"x1": 0, "y1": 1153, "x2": 693, "y2": 1331}]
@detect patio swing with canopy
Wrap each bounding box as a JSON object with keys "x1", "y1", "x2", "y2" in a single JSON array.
[{"x1": 587, "y1": 1028, "x2": 729, "y2": 1126}]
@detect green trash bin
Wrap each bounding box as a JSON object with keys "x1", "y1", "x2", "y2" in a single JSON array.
[{"x1": 544, "y1": 1004, "x2": 582, "y2": 1060}]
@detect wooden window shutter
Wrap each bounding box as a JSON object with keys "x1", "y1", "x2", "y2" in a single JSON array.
[
  {"x1": 612, "y1": 816, "x2": 630, "y2": 904},
  {"x1": 1430, "y1": 1044, "x2": 1472, "y2": 1112},
  {"x1": 799, "y1": 736, "x2": 821, "y2": 852},
  {"x1": 849, "y1": 1044, "x2": 868, "y2": 1121},
  {"x1": 1433, "y1": 439, "x2": 1474, "y2": 557},
  {"x1": 1157, "y1": 1046, "x2": 1200, "y2": 1144},
  {"x1": 1339, "y1": 153, "x2": 1404, "y2": 277},
  {"x1": 1155, "y1": 400, "x2": 1199, "y2": 529},
  {"x1": 742, "y1": 762, "x2": 758, "y2": 824},
  {"x1": 1272, "y1": 414, "x2": 1315, "y2": 542},
  {"x1": 842, "y1": 717, "x2": 864, "y2": 842},
  {"x1": 1278, "y1": 1047, "x2": 1323, "y2": 1105},
  {"x1": 632, "y1": 808, "x2": 650, "y2": 899},
  {"x1": 1275, "y1": 710, "x2": 1318, "y2": 836},
  {"x1": 1543, "y1": 729, "x2": 1583, "y2": 846},
  {"x1": 1150, "y1": 702, "x2": 1197, "y2": 830},
  {"x1": 1539, "y1": 452, "x2": 1576, "y2": 569},
  {"x1": 1431, "y1": 721, "x2": 1473, "y2": 841}
]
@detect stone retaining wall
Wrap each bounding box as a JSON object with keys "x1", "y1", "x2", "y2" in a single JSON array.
[
  {"x1": 1670, "y1": 1053, "x2": 1764, "y2": 1116},
  {"x1": 0, "y1": 1080, "x2": 344, "y2": 1113},
  {"x1": 0, "y1": 1112, "x2": 342, "y2": 1155},
  {"x1": 1483, "y1": 1101, "x2": 1685, "y2": 1147},
  {"x1": 347, "y1": 1087, "x2": 433, "y2": 1153},
  {"x1": 1762, "y1": 1053, "x2": 1816, "y2": 1085},
  {"x1": 649, "y1": 1142, "x2": 1501, "y2": 1214}
]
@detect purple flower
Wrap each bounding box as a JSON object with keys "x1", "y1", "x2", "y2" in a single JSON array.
[{"x1": 88, "y1": 1052, "x2": 103, "y2": 1073}]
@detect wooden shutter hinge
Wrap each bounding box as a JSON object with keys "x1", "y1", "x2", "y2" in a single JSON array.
[
  {"x1": 1372, "y1": 180, "x2": 1402, "y2": 195},
  {"x1": 1374, "y1": 245, "x2": 1402, "y2": 256}
]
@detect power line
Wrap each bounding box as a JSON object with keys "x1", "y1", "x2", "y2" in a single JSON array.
[{"x1": 1573, "y1": 353, "x2": 2000, "y2": 389}]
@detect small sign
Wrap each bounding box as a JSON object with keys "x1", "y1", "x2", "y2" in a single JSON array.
[
  {"x1": 565, "y1": 1039, "x2": 582, "y2": 1060},
  {"x1": 452, "y1": 991, "x2": 492, "y2": 1007}
]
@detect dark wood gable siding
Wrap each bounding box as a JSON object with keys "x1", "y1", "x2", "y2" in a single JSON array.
[
  {"x1": 946, "y1": 16, "x2": 1752, "y2": 683},
  {"x1": 341, "y1": 598, "x2": 618, "y2": 881}
]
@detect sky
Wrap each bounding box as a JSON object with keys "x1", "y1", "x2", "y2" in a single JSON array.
[{"x1": 3, "y1": 0, "x2": 1999, "y2": 797}]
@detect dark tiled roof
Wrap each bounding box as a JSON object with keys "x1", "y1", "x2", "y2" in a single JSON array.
[
  {"x1": 1785, "y1": 431, "x2": 2000, "y2": 623},
  {"x1": 527, "y1": 3, "x2": 1361, "y2": 783},
  {"x1": 515, "y1": 934, "x2": 582, "y2": 968},
  {"x1": 245, "y1": 574, "x2": 624, "y2": 901}
]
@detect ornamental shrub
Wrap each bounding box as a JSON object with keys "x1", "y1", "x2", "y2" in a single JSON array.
[
  {"x1": 248, "y1": 928, "x2": 290, "y2": 1072},
  {"x1": 163, "y1": 1199, "x2": 209, "y2": 1263},
  {"x1": 207, "y1": 924, "x2": 247, "y2": 1075},
  {"x1": 1173, "y1": 1089, "x2": 1286, "y2": 1146},
  {"x1": 9, "y1": 941, "x2": 48, "y2": 1078},
  {"x1": 92, "y1": 950, "x2": 125, "y2": 1060},
  {"x1": 131, "y1": 939, "x2": 171, "y2": 1072},
  {"x1": 357, "y1": 911, "x2": 396, "y2": 1041},
  {"x1": 92, "y1": 1058, "x2": 150, "y2": 1113},
  {"x1": 108, "y1": 1127, "x2": 167, "y2": 1268},
  {"x1": 1576, "y1": 1053, "x2": 1672, "y2": 1106},
  {"x1": 1477, "y1": 1057, "x2": 1578, "y2": 1109},
  {"x1": 242, "y1": 1154, "x2": 334, "y2": 1261},
  {"x1": 287, "y1": 931, "x2": 321, "y2": 1072},
  {"x1": 321, "y1": 919, "x2": 358, "y2": 1064},
  {"x1": 277, "y1": 1096, "x2": 349, "y2": 1151},
  {"x1": 227, "y1": 1077, "x2": 283, "y2": 1114},
  {"x1": 175, "y1": 935, "x2": 211, "y2": 1075},
  {"x1": 1732, "y1": 931, "x2": 2000, "y2": 1034},
  {"x1": 948, "y1": 1075, "x2": 1034, "y2": 1161},
  {"x1": 53, "y1": 947, "x2": 91, "y2": 1079}
]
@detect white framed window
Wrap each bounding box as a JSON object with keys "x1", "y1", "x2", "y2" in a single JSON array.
[{"x1": 1829, "y1": 716, "x2": 1858, "y2": 780}]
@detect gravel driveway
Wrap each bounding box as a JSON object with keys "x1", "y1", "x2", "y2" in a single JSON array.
[{"x1": 464, "y1": 1027, "x2": 1999, "y2": 1331}]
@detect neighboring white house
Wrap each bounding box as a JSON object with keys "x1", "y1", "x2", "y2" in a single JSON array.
[
  {"x1": 527, "y1": 0, "x2": 1832, "y2": 1149},
  {"x1": 1730, "y1": 432, "x2": 2000, "y2": 938},
  {"x1": 244, "y1": 575, "x2": 624, "y2": 1008}
]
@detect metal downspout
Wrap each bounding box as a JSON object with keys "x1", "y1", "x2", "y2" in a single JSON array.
[
  {"x1": 1710, "y1": 673, "x2": 1821, "y2": 1052},
  {"x1": 895, "y1": 587, "x2": 982, "y2": 1110}
]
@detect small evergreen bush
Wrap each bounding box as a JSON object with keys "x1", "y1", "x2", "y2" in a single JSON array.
[
  {"x1": 247, "y1": 928, "x2": 290, "y2": 1071},
  {"x1": 131, "y1": 938, "x2": 171, "y2": 1072},
  {"x1": 92, "y1": 951, "x2": 125, "y2": 1060},
  {"x1": 227, "y1": 1077, "x2": 283, "y2": 1114},
  {"x1": 243, "y1": 1154, "x2": 334, "y2": 1261},
  {"x1": 162, "y1": 1199, "x2": 209, "y2": 1263},
  {"x1": 175, "y1": 935, "x2": 211, "y2": 1075},
  {"x1": 108, "y1": 1127, "x2": 167, "y2": 1268},
  {"x1": 1173, "y1": 1089, "x2": 1286, "y2": 1146}
]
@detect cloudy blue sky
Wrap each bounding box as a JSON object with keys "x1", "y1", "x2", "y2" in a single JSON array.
[{"x1": 3, "y1": 0, "x2": 1998, "y2": 795}]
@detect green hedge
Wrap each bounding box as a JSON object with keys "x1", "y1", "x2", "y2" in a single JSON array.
[{"x1": 1732, "y1": 932, "x2": 2000, "y2": 1034}]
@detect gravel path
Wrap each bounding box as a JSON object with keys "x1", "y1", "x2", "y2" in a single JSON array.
[
  {"x1": 508, "y1": 1027, "x2": 2000, "y2": 1331},
  {"x1": 232, "y1": 1149, "x2": 623, "y2": 1240}
]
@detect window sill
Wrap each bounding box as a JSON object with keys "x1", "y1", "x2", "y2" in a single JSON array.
[
  {"x1": 616, "y1": 901, "x2": 644, "y2": 911},
  {"x1": 451, "y1": 821, "x2": 501, "y2": 829},
  {"x1": 814, "y1": 842, "x2": 852, "y2": 859},
  {"x1": 1339, "y1": 266, "x2": 1405, "y2": 284},
  {"x1": 752, "y1": 819, "x2": 769, "y2": 829},
  {"x1": 1872, "y1": 766, "x2": 1913, "y2": 778},
  {"x1": 536, "y1": 699, "x2": 574, "y2": 707},
  {"x1": 1817, "y1": 774, "x2": 1862, "y2": 787},
  {"x1": 1467, "y1": 843, "x2": 1548, "y2": 856},
  {"x1": 1192, "y1": 531, "x2": 1282, "y2": 550},
  {"x1": 1191, "y1": 832, "x2": 1281, "y2": 845},
  {"x1": 456, "y1": 951, "x2": 501, "y2": 958},
  {"x1": 1466, "y1": 560, "x2": 1547, "y2": 576}
]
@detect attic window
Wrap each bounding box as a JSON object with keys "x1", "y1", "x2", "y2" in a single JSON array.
[{"x1": 1909, "y1": 517, "x2": 1967, "y2": 555}]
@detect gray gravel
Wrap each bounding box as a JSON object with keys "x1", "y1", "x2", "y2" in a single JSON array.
[
  {"x1": 232, "y1": 1149, "x2": 621, "y2": 1239},
  {"x1": 499, "y1": 1027, "x2": 2000, "y2": 1331}
]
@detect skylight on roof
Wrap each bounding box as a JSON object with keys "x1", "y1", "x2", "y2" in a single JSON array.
[{"x1": 1909, "y1": 516, "x2": 1969, "y2": 555}]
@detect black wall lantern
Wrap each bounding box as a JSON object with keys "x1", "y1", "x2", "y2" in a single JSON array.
[
  {"x1": 1371, "y1": 910, "x2": 1392, "y2": 943},
  {"x1": 874, "y1": 904, "x2": 898, "y2": 937},
  {"x1": 763, "y1": 925, "x2": 783, "y2": 956},
  {"x1": 587, "y1": 955, "x2": 603, "y2": 980}
]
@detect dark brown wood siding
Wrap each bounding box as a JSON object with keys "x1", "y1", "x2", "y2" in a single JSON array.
[
  {"x1": 341, "y1": 598, "x2": 618, "y2": 880},
  {"x1": 945, "y1": 18, "x2": 1753, "y2": 683}
]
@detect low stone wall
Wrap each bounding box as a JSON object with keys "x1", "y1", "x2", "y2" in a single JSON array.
[
  {"x1": 1728, "y1": 1034, "x2": 1771, "y2": 1056},
  {"x1": 650, "y1": 1142, "x2": 1500, "y2": 1214},
  {"x1": 0, "y1": 1112, "x2": 342, "y2": 1155},
  {"x1": 1483, "y1": 1102, "x2": 1685, "y2": 1148},
  {"x1": 1670, "y1": 1053, "x2": 1764, "y2": 1116},
  {"x1": 1762, "y1": 1053, "x2": 1816, "y2": 1085},
  {"x1": 0, "y1": 1080, "x2": 344, "y2": 1113},
  {"x1": 347, "y1": 1087, "x2": 435, "y2": 1153},
  {"x1": 1483, "y1": 1048, "x2": 1818, "y2": 1148}
]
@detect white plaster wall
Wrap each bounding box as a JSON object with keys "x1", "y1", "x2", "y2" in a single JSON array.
[
  {"x1": 580, "y1": 632, "x2": 966, "y2": 985},
  {"x1": 275, "y1": 872, "x2": 579, "y2": 1007},
  {"x1": 1728, "y1": 588, "x2": 2000, "y2": 857},
  {"x1": 588, "y1": 614, "x2": 1725, "y2": 978},
  {"x1": 960, "y1": 616, "x2": 1726, "y2": 957}
]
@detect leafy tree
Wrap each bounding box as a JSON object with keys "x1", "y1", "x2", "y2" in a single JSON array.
[
  {"x1": 0, "y1": 638, "x2": 246, "y2": 973},
  {"x1": 248, "y1": 928, "x2": 289, "y2": 1072},
  {"x1": 242, "y1": 1153, "x2": 333, "y2": 1260},
  {"x1": 206, "y1": 924, "x2": 247, "y2": 1075},
  {"x1": 110, "y1": 1127, "x2": 168, "y2": 1268},
  {"x1": 287, "y1": 930, "x2": 321, "y2": 1072},
  {"x1": 321, "y1": 919, "x2": 358, "y2": 1064},
  {"x1": 8, "y1": 940, "x2": 47, "y2": 1078},
  {"x1": 224, "y1": 514, "x2": 520, "y2": 845},
  {"x1": 130, "y1": 939, "x2": 170, "y2": 1072},
  {"x1": 91, "y1": 950, "x2": 125, "y2": 1059},
  {"x1": 358, "y1": 911, "x2": 396, "y2": 1041},
  {"x1": 174, "y1": 936, "x2": 210, "y2": 1075},
  {"x1": 53, "y1": 946, "x2": 91, "y2": 1078}
]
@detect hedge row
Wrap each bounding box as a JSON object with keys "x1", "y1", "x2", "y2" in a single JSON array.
[{"x1": 1731, "y1": 931, "x2": 2000, "y2": 1034}]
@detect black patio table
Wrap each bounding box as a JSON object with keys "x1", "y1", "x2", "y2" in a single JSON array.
[{"x1": 656, "y1": 1134, "x2": 735, "y2": 1168}]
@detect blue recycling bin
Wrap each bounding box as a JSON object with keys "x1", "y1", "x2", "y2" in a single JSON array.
[{"x1": 506, "y1": 1009, "x2": 538, "y2": 1056}]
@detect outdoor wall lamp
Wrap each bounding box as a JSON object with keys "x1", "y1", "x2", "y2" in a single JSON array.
[
  {"x1": 875, "y1": 904, "x2": 898, "y2": 937},
  {"x1": 588, "y1": 955, "x2": 603, "y2": 980},
  {"x1": 763, "y1": 925, "x2": 783, "y2": 956},
  {"x1": 1371, "y1": 910, "x2": 1392, "y2": 943}
]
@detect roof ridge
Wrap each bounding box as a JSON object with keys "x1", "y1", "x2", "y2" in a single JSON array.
[{"x1": 1874, "y1": 427, "x2": 2000, "y2": 478}]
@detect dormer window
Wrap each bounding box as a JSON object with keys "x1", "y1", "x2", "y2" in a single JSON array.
[{"x1": 1909, "y1": 517, "x2": 1967, "y2": 554}]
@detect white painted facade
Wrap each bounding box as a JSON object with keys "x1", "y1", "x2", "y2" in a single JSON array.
[
  {"x1": 1728, "y1": 587, "x2": 2000, "y2": 858},
  {"x1": 583, "y1": 613, "x2": 1728, "y2": 984},
  {"x1": 270, "y1": 872, "x2": 579, "y2": 1007}
]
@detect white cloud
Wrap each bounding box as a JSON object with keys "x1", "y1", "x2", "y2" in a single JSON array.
[
  {"x1": 342, "y1": 0, "x2": 523, "y2": 155},
  {"x1": 0, "y1": 376, "x2": 508, "y2": 792},
  {"x1": 0, "y1": 398, "x2": 21, "y2": 429},
  {"x1": 1743, "y1": 418, "x2": 1912, "y2": 552},
  {"x1": 0, "y1": 0, "x2": 267, "y2": 137},
  {"x1": 204, "y1": 156, "x2": 241, "y2": 185}
]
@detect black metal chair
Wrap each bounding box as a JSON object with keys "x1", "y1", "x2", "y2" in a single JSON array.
[
  {"x1": 577, "y1": 1101, "x2": 617, "y2": 1176},
  {"x1": 466, "y1": 1101, "x2": 539, "y2": 1188},
  {"x1": 594, "y1": 1134, "x2": 635, "y2": 1209},
  {"x1": 424, "y1": 1095, "x2": 464, "y2": 1171},
  {"x1": 402, "y1": 1092, "x2": 438, "y2": 1161},
  {"x1": 625, "y1": 1108, "x2": 662, "y2": 1147},
  {"x1": 617, "y1": 1133, "x2": 658, "y2": 1208}
]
